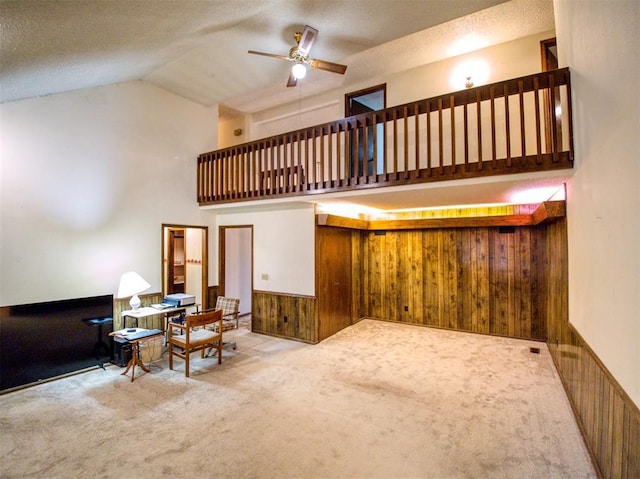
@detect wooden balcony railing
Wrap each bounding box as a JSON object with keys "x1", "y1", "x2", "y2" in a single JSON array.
[{"x1": 198, "y1": 68, "x2": 573, "y2": 205}]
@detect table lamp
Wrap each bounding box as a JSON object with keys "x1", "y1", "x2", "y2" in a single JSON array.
[{"x1": 117, "y1": 271, "x2": 151, "y2": 310}]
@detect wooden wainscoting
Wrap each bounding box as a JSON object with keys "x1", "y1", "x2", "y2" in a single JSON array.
[
  {"x1": 252, "y1": 291, "x2": 317, "y2": 343},
  {"x1": 113, "y1": 292, "x2": 164, "y2": 330},
  {"x1": 545, "y1": 218, "x2": 640, "y2": 479},
  {"x1": 359, "y1": 226, "x2": 547, "y2": 340}
]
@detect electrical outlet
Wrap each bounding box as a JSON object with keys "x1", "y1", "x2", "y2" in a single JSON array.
[
  {"x1": 404, "y1": 305, "x2": 409, "y2": 312},
  {"x1": 261, "y1": 273, "x2": 269, "y2": 280},
  {"x1": 283, "y1": 316, "x2": 288, "y2": 323}
]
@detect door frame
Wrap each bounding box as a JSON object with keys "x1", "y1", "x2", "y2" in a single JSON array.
[
  {"x1": 161, "y1": 223, "x2": 209, "y2": 309},
  {"x1": 218, "y1": 225, "x2": 253, "y2": 316}
]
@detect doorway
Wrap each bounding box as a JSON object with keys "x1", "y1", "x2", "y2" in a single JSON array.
[
  {"x1": 167, "y1": 228, "x2": 185, "y2": 294},
  {"x1": 162, "y1": 224, "x2": 208, "y2": 309},
  {"x1": 345, "y1": 84, "x2": 386, "y2": 177},
  {"x1": 219, "y1": 226, "x2": 253, "y2": 319},
  {"x1": 316, "y1": 226, "x2": 352, "y2": 341}
]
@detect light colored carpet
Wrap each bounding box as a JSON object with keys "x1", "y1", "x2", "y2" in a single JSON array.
[{"x1": 0, "y1": 319, "x2": 596, "y2": 479}]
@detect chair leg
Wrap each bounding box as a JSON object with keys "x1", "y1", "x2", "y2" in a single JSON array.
[
  {"x1": 185, "y1": 350, "x2": 190, "y2": 377},
  {"x1": 169, "y1": 345, "x2": 173, "y2": 370}
]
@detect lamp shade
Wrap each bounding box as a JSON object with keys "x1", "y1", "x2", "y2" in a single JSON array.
[{"x1": 117, "y1": 271, "x2": 150, "y2": 310}]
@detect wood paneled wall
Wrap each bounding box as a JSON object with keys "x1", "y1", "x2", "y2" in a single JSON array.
[
  {"x1": 359, "y1": 226, "x2": 546, "y2": 340},
  {"x1": 252, "y1": 291, "x2": 316, "y2": 343},
  {"x1": 544, "y1": 218, "x2": 640, "y2": 479},
  {"x1": 249, "y1": 215, "x2": 638, "y2": 477},
  {"x1": 353, "y1": 217, "x2": 639, "y2": 476}
]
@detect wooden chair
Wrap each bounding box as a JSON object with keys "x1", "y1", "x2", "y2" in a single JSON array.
[{"x1": 168, "y1": 309, "x2": 223, "y2": 377}]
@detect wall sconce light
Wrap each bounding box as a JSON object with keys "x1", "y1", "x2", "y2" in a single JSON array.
[
  {"x1": 450, "y1": 59, "x2": 490, "y2": 91},
  {"x1": 117, "y1": 271, "x2": 151, "y2": 310},
  {"x1": 465, "y1": 76, "x2": 474, "y2": 88},
  {"x1": 292, "y1": 62, "x2": 307, "y2": 80}
]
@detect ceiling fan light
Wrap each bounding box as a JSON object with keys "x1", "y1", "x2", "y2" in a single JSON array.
[{"x1": 292, "y1": 63, "x2": 307, "y2": 80}]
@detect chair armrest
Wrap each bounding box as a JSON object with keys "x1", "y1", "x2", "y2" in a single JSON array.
[{"x1": 168, "y1": 322, "x2": 187, "y2": 333}]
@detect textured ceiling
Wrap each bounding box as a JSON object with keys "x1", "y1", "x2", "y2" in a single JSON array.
[
  {"x1": 0, "y1": 0, "x2": 553, "y2": 113},
  {"x1": 1, "y1": 0, "x2": 563, "y2": 211}
]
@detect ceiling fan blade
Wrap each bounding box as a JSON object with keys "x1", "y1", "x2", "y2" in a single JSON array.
[
  {"x1": 286, "y1": 71, "x2": 298, "y2": 88},
  {"x1": 309, "y1": 58, "x2": 348, "y2": 75},
  {"x1": 297, "y1": 25, "x2": 318, "y2": 55},
  {"x1": 248, "y1": 50, "x2": 291, "y2": 62}
]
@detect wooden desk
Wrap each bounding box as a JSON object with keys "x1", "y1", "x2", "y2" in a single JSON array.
[
  {"x1": 121, "y1": 305, "x2": 199, "y2": 334},
  {"x1": 110, "y1": 328, "x2": 163, "y2": 382},
  {"x1": 122, "y1": 306, "x2": 184, "y2": 327}
]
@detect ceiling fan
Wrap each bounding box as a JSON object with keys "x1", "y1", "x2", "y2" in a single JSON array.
[{"x1": 248, "y1": 25, "x2": 348, "y2": 87}]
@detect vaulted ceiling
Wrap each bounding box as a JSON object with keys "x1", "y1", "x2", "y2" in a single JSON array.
[
  {"x1": 1, "y1": 0, "x2": 552, "y2": 113},
  {"x1": 1, "y1": 0, "x2": 565, "y2": 211}
]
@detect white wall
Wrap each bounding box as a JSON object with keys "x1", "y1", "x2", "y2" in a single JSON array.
[
  {"x1": 251, "y1": 100, "x2": 341, "y2": 141},
  {"x1": 213, "y1": 204, "x2": 315, "y2": 297},
  {"x1": 244, "y1": 31, "x2": 554, "y2": 140},
  {"x1": 555, "y1": 0, "x2": 640, "y2": 407},
  {"x1": 218, "y1": 112, "x2": 248, "y2": 148},
  {"x1": 0, "y1": 81, "x2": 218, "y2": 306},
  {"x1": 387, "y1": 30, "x2": 555, "y2": 107}
]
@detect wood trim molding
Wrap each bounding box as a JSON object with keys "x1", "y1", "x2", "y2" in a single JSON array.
[
  {"x1": 317, "y1": 201, "x2": 566, "y2": 231},
  {"x1": 316, "y1": 214, "x2": 369, "y2": 229},
  {"x1": 531, "y1": 200, "x2": 566, "y2": 224},
  {"x1": 252, "y1": 289, "x2": 317, "y2": 300}
]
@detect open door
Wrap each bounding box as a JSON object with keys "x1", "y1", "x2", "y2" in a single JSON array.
[
  {"x1": 541, "y1": 38, "x2": 562, "y2": 152},
  {"x1": 162, "y1": 224, "x2": 208, "y2": 310},
  {"x1": 167, "y1": 228, "x2": 185, "y2": 294},
  {"x1": 345, "y1": 84, "x2": 386, "y2": 177},
  {"x1": 219, "y1": 225, "x2": 253, "y2": 319}
]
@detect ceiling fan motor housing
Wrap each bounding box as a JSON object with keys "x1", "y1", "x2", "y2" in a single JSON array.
[{"x1": 289, "y1": 46, "x2": 308, "y2": 63}]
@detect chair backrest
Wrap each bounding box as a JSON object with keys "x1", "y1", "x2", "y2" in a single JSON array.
[
  {"x1": 186, "y1": 309, "x2": 222, "y2": 329},
  {"x1": 215, "y1": 296, "x2": 239, "y2": 317}
]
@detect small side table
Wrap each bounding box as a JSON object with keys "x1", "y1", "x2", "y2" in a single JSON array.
[
  {"x1": 110, "y1": 329, "x2": 163, "y2": 382},
  {"x1": 83, "y1": 316, "x2": 114, "y2": 360}
]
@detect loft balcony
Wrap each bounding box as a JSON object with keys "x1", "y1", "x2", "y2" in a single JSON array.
[{"x1": 197, "y1": 68, "x2": 573, "y2": 206}]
